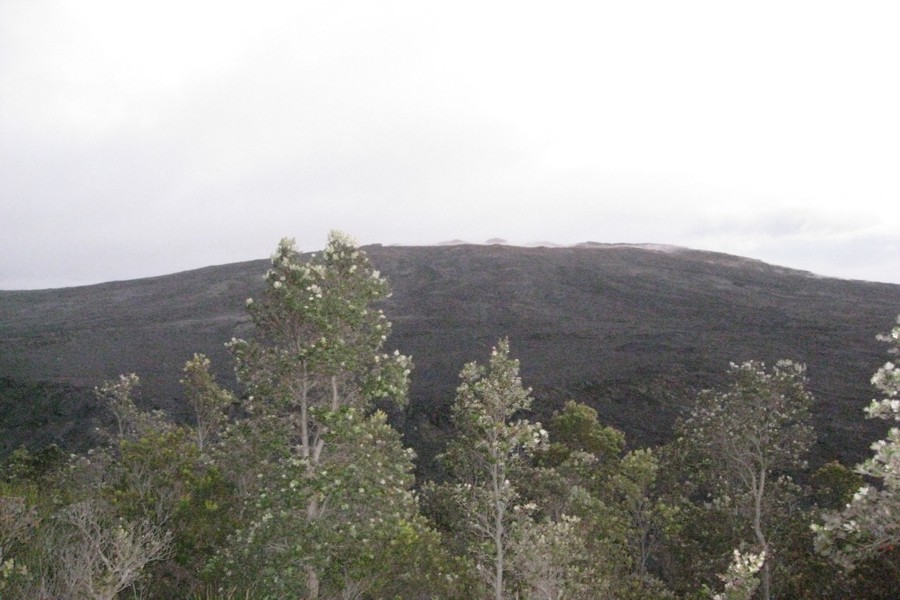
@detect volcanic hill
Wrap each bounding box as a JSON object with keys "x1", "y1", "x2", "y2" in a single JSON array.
[{"x1": 2, "y1": 244, "x2": 899, "y2": 472}]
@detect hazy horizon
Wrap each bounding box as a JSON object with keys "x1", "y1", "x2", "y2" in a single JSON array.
[{"x1": 3, "y1": 238, "x2": 894, "y2": 292}]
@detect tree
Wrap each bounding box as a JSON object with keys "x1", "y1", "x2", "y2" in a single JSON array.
[
  {"x1": 4, "y1": 233, "x2": 457, "y2": 598},
  {"x1": 434, "y1": 339, "x2": 547, "y2": 600},
  {"x1": 44, "y1": 499, "x2": 172, "y2": 600},
  {"x1": 0, "y1": 445, "x2": 61, "y2": 594},
  {"x1": 613, "y1": 448, "x2": 674, "y2": 591},
  {"x1": 0, "y1": 374, "x2": 190, "y2": 599},
  {"x1": 180, "y1": 353, "x2": 234, "y2": 453},
  {"x1": 508, "y1": 514, "x2": 587, "y2": 600},
  {"x1": 215, "y1": 407, "x2": 455, "y2": 598},
  {"x1": 530, "y1": 401, "x2": 676, "y2": 599},
  {"x1": 226, "y1": 233, "x2": 411, "y2": 484},
  {"x1": 675, "y1": 360, "x2": 814, "y2": 600},
  {"x1": 94, "y1": 374, "x2": 224, "y2": 597},
  {"x1": 229, "y1": 232, "x2": 410, "y2": 422},
  {"x1": 0, "y1": 490, "x2": 38, "y2": 595},
  {"x1": 97, "y1": 373, "x2": 142, "y2": 439},
  {"x1": 814, "y1": 315, "x2": 900, "y2": 569},
  {"x1": 216, "y1": 232, "x2": 427, "y2": 598}
]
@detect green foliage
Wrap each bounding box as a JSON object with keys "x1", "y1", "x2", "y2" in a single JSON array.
[
  {"x1": 181, "y1": 353, "x2": 234, "y2": 452},
  {"x1": 47, "y1": 499, "x2": 172, "y2": 599},
  {"x1": 207, "y1": 233, "x2": 447, "y2": 599},
  {"x1": 0, "y1": 486, "x2": 39, "y2": 596},
  {"x1": 814, "y1": 315, "x2": 900, "y2": 573},
  {"x1": 670, "y1": 360, "x2": 815, "y2": 599},
  {"x1": 0, "y1": 438, "x2": 176, "y2": 598},
  {"x1": 1, "y1": 372, "x2": 235, "y2": 599},
  {"x1": 811, "y1": 461, "x2": 864, "y2": 512},
  {"x1": 548, "y1": 400, "x2": 625, "y2": 458},
  {"x1": 529, "y1": 401, "x2": 676, "y2": 599},
  {"x1": 215, "y1": 407, "x2": 455, "y2": 598},
  {"x1": 432, "y1": 339, "x2": 550, "y2": 599},
  {"x1": 661, "y1": 498, "x2": 742, "y2": 596},
  {"x1": 1, "y1": 444, "x2": 66, "y2": 485},
  {"x1": 679, "y1": 360, "x2": 814, "y2": 495},
  {"x1": 508, "y1": 514, "x2": 592, "y2": 599},
  {"x1": 228, "y1": 232, "x2": 412, "y2": 414},
  {"x1": 537, "y1": 400, "x2": 624, "y2": 478},
  {"x1": 111, "y1": 425, "x2": 200, "y2": 522},
  {"x1": 442, "y1": 339, "x2": 545, "y2": 479}
]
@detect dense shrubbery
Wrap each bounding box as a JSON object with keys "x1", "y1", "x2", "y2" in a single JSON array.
[{"x1": 1, "y1": 232, "x2": 898, "y2": 599}]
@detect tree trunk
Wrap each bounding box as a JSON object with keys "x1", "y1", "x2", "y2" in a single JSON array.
[
  {"x1": 307, "y1": 565, "x2": 320, "y2": 599},
  {"x1": 493, "y1": 462, "x2": 505, "y2": 600},
  {"x1": 759, "y1": 561, "x2": 772, "y2": 600},
  {"x1": 300, "y1": 362, "x2": 310, "y2": 460},
  {"x1": 753, "y1": 467, "x2": 771, "y2": 600},
  {"x1": 331, "y1": 375, "x2": 339, "y2": 410},
  {"x1": 299, "y1": 362, "x2": 320, "y2": 599}
]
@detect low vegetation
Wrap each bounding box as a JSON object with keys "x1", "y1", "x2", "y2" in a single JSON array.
[{"x1": 2, "y1": 233, "x2": 898, "y2": 598}]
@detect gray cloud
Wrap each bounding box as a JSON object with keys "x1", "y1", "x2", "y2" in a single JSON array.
[{"x1": 2, "y1": 1, "x2": 899, "y2": 288}]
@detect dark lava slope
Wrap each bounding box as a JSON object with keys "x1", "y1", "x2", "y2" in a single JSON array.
[{"x1": 2, "y1": 244, "x2": 899, "y2": 470}]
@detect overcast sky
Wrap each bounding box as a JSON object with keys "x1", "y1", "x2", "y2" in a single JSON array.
[{"x1": 2, "y1": 1, "x2": 899, "y2": 289}]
